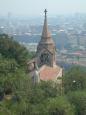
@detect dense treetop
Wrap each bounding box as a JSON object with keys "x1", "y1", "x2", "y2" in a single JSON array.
[{"x1": 0, "y1": 34, "x2": 34, "y2": 66}]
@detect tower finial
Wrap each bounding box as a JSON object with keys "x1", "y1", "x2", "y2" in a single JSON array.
[{"x1": 44, "y1": 9, "x2": 47, "y2": 17}]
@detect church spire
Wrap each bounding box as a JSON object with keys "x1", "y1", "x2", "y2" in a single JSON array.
[
  {"x1": 42, "y1": 9, "x2": 51, "y2": 38},
  {"x1": 36, "y1": 9, "x2": 56, "y2": 67}
]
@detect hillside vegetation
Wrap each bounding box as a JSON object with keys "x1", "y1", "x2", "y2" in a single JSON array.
[{"x1": 0, "y1": 34, "x2": 86, "y2": 115}]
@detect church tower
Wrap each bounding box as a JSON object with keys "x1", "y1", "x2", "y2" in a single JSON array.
[
  {"x1": 27, "y1": 9, "x2": 62, "y2": 83},
  {"x1": 37, "y1": 9, "x2": 56, "y2": 67}
]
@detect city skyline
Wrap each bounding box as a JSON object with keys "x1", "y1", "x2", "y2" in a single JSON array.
[{"x1": 0, "y1": 0, "x2": 86, "y2": 17}]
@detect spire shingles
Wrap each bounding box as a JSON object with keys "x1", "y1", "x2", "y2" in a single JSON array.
[{"x1": 42, "y1": 9, "x2": 51, "y2": 38}]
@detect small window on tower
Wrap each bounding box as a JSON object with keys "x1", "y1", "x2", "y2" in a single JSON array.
[{"x1": 40, "y1": 52, "x2": 50, "y2": 65}]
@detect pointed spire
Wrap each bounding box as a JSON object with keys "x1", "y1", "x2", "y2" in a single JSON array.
[
  {"x1": 42, "y1": 9, "x2": 51, "y2": 38},
  {"x1": 44, "y1": 9, "x2": 47, "y2": 17}
]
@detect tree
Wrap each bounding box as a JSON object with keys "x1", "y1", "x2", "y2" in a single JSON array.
[
  {"x1": 0, "y1": 70, "x2": 33, "y2": 115},
  {"x1": 0, "y1": 34, "x2": 35, "y2": 115},
  {"x1": 0, "y1": 58, "x2": 18, "y2": 75},
  {"x1": 63, "y1": 67, "x2": 86, "y2": 93},
  {"x1": 39, "y1": 81, "x2": 59, "y2": 97},
  {"x1": 46, "y1": 96, "x2": 75, "y2": 115},
  {"x1": 67, "y1": 91, "x2": 86, "y2": 115},
  {"x1": 0, "y1": 34, "x2": 32, "y2": 66}
]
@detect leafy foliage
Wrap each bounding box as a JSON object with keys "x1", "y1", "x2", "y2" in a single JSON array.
[
  {"x1": 63, "y1": 67, "x2": 86, "y2": 93},
  {"x1": 67, "y1": 91, "x2": 86, "y2": 115},
  {"x1": 0, "y1": 34, "x2": 31, "y2": 66},
  {"x1": 47, "y1": 96, "x2": 75, "y2": 115},
  {"x1": 0, "y1": 34, "x2": 86, "y2": 115}
]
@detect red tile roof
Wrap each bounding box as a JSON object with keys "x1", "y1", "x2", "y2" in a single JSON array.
[{"x1": 39, "y1": 65, "x2": 61, "y2": 81}]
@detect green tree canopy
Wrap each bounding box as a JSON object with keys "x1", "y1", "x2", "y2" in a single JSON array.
[
  {"x1": 67, "y1": 91, "x2": 86, "y2": 115},
  {"x1": 63, "y1": 67, "x2": 86, "y2": 93},
  {"x1": 0, "y1": 34, "x2": 32, "y2": 66},
  {"x1": 46, "y1": 96, "x2": 75, "y2": 115}
]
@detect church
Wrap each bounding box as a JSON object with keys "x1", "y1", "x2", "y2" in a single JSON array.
[{"x1": 27, "y1": 9, "x2": 62, "y2": 83}]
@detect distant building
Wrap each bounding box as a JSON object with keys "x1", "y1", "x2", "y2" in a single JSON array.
[{"x1": 27, "y1": 9, "x2": 62, "y2": 83}]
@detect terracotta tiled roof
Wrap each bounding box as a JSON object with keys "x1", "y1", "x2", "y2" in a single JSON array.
[{"x1": 39, "y1": 65, "x2": 61, "y2": 81}]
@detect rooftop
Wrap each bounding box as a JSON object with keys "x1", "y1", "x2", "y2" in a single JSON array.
[{"x1": 39, "y1": 65, "x2": 61, "y2": 81}]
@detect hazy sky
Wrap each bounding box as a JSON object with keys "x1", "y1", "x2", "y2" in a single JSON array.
[{"x1": 0, "y1": 0, "x2": 86, "y2": 16}]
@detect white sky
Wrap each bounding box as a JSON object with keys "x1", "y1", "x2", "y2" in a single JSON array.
[{"x1": 0, "y1": 0, "x2": 86, "y2": 16}]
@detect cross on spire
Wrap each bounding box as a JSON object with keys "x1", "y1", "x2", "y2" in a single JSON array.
[{"x1": 44, "y1": 9, "x2": 47, "y2": 17}]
